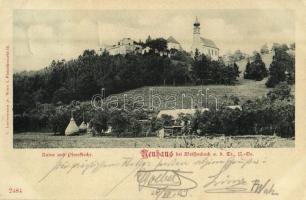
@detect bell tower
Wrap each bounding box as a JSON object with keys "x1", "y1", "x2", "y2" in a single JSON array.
[
  {"x1": 192, "y1": 16, "x2": 201, "y2": 53},
  {"x1": 193, "y1": 16, "x2": 200, "y2": 35}
]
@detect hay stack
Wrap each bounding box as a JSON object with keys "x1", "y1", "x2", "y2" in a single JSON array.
[
  {"x1": 79, "y1": 121, "x2": 87, "y2": 133},
  {"x1": 65, "y1": 117, "x2": 79, "y2": 136},
  {"x1": 79, "y1": 112, "x2": 87, "y2": 133}
]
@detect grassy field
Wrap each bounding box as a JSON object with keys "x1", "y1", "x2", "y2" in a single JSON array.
[
  {"x1": 104, "y1": 75, "x2": 270, "y2": 111},
  {"x1": 13, "y1": 132, "x2": 294, "y2": 148},
  {"x1": 103, "y1": 52, "x2": 295, "y2": 110},
  {"x1": 107, "y1": 77, "x2": 293, "y2": 110}
]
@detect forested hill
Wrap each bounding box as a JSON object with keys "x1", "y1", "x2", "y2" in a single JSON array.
[{"x1": 13, "y1": 49, "x2": 241, "y2": 114}]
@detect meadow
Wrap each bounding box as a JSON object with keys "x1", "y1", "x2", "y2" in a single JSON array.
[
  {"x1": 101, "y1": 52, "x2": 288, "y2": 110},
  {"x1": 13, "y1": 132, "x2": 294, "y2": 148}
]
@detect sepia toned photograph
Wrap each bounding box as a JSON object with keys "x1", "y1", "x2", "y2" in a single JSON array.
[{"x1": 13, "y1": 9, "x2": 295, "y2": 148}]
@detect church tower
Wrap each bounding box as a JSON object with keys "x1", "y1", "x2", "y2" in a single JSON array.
[{"x1": 192, "y1": 16, "x2": 201, "y2": 52}]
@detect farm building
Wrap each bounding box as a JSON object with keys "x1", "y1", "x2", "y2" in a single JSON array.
[
  {"x1": 156, "y1": 108, "x2": 209, "y2": 138},
  {"x1": 157, "y1": 108, "x2": 209, "y2": 120}
]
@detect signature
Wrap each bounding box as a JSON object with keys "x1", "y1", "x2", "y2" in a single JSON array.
[
  {"x1": 203, "y1": 158, "x2": 248, "y2": 193},
  {"x1": 202, "y1": 158, "x2": 278, "y2": 195},
  {"x1": 38, "y1": 157, "x2": 120, "y2": 183},
  {"x1": 137, "y1": 169, "x2": 198, "y2": 199},
  {"x1": 38, "y1": 156, "x2": 278, "y2": 198},
  {"x1": 250, "y1": 179, "x2": 278, "y2": 195}
]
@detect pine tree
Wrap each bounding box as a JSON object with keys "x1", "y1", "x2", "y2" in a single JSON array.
[
  {"x1": 194, "y1": 48, "x2": 200, "y2": 60},
  {"x1": 266, "y1": 48, "x2": 294, "y2": 87},
  {"x1": 243, "y1": 53, "x2": 268, "y2": 81},
  {"x1": 244, "y1": 59, "x2": 251, "y2": 79}
]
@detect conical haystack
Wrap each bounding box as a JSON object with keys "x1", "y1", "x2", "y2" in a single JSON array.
[
  {"x1": 65, "y1": 117, "x2": 79, "y2": 136},
  {"x1": 79, "y1": 121, "x2": 87, "y2": 133},
  {"x1": 79, "y1": 112, "x2": 87, "y2": 133}
]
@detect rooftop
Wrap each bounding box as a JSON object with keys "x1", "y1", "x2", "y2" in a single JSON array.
[
  {"x1": 200, "y1": 37, "x2": 218, "y2": 49},
  {"x1": 157, "y1": 108, "x2": 209, "y2": 120},
  {"x1": 167, "y1": 36, "x2": 180, "y2": 44}
]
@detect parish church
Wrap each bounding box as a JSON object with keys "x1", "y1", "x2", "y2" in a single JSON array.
[{"x1": 191, "y1": 17, "x2": 219, "y2": 60}]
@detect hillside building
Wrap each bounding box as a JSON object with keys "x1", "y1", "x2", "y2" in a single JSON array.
[
  {"x1": 191, "y1": 17, "x2": 219, "y2": 60},
  {"x1": 105, "y1": 38, "x2": 142, "y2": 56},
  {"x1": 103, "y1": 17, "x2": 219, "y2": 59}
]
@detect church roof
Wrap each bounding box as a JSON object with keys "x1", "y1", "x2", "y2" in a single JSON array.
[
  {"x1": 167, "y1": 36, "x2": 180, "y2": 44},
  {"x1": 200, "y1": 37, "x2": 218, "y2": 49}
]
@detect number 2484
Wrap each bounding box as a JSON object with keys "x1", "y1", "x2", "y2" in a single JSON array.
[{"x1": 9, "y1": 187, "x2": 23, "y2": 193}]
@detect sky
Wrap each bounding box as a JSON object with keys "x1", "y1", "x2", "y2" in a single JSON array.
[{"x1": 13, "y1": 9, "x2": 295, "y2": 71}]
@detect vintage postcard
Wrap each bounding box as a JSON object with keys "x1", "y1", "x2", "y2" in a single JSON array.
[{"x1": 0, "y1": 0, "x2": 306, "y2": 199}]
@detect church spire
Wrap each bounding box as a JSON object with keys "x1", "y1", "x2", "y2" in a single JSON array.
[
  {"x1": 193, "y1": 16, "x2": 200, "y2": 35},
  {"x1": 194, "y1": 16, "x2": 200, "y2": 27}
]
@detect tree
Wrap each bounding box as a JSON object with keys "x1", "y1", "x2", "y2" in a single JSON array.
[
  {"x1": 232, "y1": 62, "x2": 241, "y2": 79},
  {"x1": 191, "y1": 54, "x2": 239, "y2": 85},
  {"x1": 260, "y1": 44, "x2": 269, "y2": 54},
  {"x1": 266, "y1": 47, "x2": 294, "y2": 87},
  {"x1": 272, "y1": 43, "x2": 289, "y2": 52},
  {"x1": 194, "y1": 48, "x2": 200, "y2": 60},
  {"x1": 271, "y1": 43, "x2": 281, "y2": 51},
  {"x1": 17, "y1": 91, "x2": 35, "y2": 113},
  {"x1": 229, "y1": 50, "x2": 246, "y2": 62},
  {"x1": 224, "y1": 63, "x2": 240, "y2": 85},
  {"x1": 244, "y1": 59, "x2": 251, "y2": 79},
  {"x1": 290, "y1": 43, "x2": 295, "y2": 50},
  {"x1": 33, "y1": 88, "x2": 48, "y2": 104},
  {"x1": 129, "y1": 117, "x2": 142, "y2": 137},
  {"x1": 52, "y1": 87, "x2": 73, "y2": 104},
  {"x1": 109, "y1": 111, "x2": 130, "y2": 137},
  {"x1": 145, "y1": 38, "x2": 168, "y2": 52},
  {"x1": 267, "y1": 82, "x2": 292, "y2": 101},
  {"x1": 160, "y1": 114, "x2": 174, "y2": 126},
  {"x1": 192, "y1": 54, "x2": 211, "y2": 84},
  {"x1": 91, "y1": 110, "x2": 109, "y2": 134},
  {"x1": 48, "y1": 107, "x2": 70, "y2": 135},
  {"x1": 151, "y1": 116, "x2": 164, "y2": 132},
  {"x1": 76, "y1": 73, "x2": 100, "y2": 101},
  {"x1": 244, "y1": 53, "x2": 268, "y2": 81},
  {"x1": 170, "y1": 63, "x2": 189, "y2": 85},
  {"x1": 145, "y1": 35, "x2": 152, "y2": 43}
]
